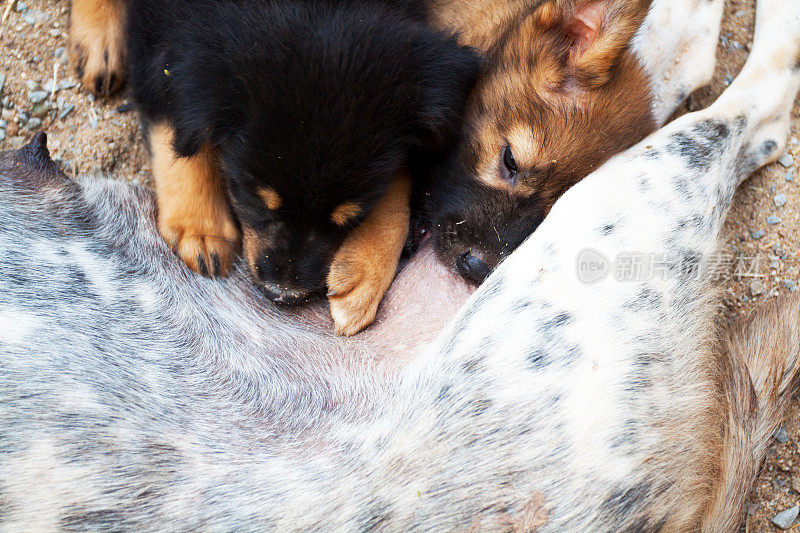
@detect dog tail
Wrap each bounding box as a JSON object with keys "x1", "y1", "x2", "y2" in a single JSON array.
[{"x1": 703, "y1": 295, "x2": 800, "y2": 531}]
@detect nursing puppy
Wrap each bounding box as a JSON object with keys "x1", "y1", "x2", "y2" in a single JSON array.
[
  {"x1": 71, "y1": 0, "x2": 660, "y2": 289},
  {"x1": 126, "y1": 0, "x2": 479, "y2": 334},
  {"x1": 4, "y1": 0, "x2": 800, "y2": 528},
  {"x1": 421, "y1": 0, "x2": 661, "y2": 283}
]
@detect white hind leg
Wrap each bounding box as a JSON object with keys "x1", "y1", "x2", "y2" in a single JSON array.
[
  {"x1": 632, "y1": 0, "x2": 726, "y2": 124},
  {"x1": 712, "y1": 0, "x2": 800, "y2": 173}
]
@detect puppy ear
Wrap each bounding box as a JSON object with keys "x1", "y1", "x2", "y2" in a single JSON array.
[
  {"x1": 170, "y1": 99, "x2": 243, "y2": 158},
  {"x1": 168, "y1": 77, "x2": 244, "y2": 158},
  {"x1": 535, "y1": 0, "x2": 651, "y2": 88},
  {"x1": 416, "y1": 38, "x2": 482, "y2": 148}
]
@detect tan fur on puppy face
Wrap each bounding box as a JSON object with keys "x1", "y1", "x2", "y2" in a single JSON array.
[
  {"x1": 425, "y1": 0, "x2": 655, "y2": 279},
  {"x1": 257, "y1": 187, "x2": 282, "y2": 211},
  {"x1": 466, "y1": 53, "x2": 654, "y2": 210},
  {"x1": 330, "y1": 202, "x2": 362, "y2": 227},
  {"x1": 460, "y1": 0, "x2": 655, "y2": 211},
  {"x1": 68, "y1": 0, "x2": 126, "y2": 96},
  {"x1": 148, "y1": 123, "x2": 241, "y2": 277}
]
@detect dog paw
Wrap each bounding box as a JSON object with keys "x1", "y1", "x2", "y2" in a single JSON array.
[
  {"x1": 159, "y1": 209, "x2": 240, "y2": 278},
  {"x1": 327, "y1": 173, "x2": 411, "y2": 336},
  {"x1": 69, "y1": 0, "x2": 126, "y2": 96},
  {"x1": 327, "y1": 253, "x2": 395, "y2": 337}
]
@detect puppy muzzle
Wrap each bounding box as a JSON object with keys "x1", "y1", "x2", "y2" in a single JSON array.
[{"x1": 260, "y1": 284, "x2": 313, "y2": 306}]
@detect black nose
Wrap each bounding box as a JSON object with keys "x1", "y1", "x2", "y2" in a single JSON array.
[{"x1": 456, "y1": 250, "x2": 491, "y2": 285}]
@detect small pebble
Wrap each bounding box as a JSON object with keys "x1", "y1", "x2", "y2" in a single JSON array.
[
  {"x1": 0, "y1": 74, "x2": 5, "y2": 94},
  {"x1": 775, "y1": 193, "x2": 788, "y2": 207},
  {"x1": 116, "y1": 102, "x2": 134, "y2": 113},
  {"x1": 89, "y1": 115, "x2": 98, "y2": 129},
  {"x1": 25, "y1": 80, "x2": 39, "y2": 91},
  {"x1": 30, "y1": 103, "x2": 49, "y2": 118},
  {"x1": 59, "y1": 79, "x2": 77, "y2": 90},
  {"x1": 768, "y1": 215, "x2": 783, "y2": 225},
  {"x1": 15, "y1": 1, "x2": 27, "y2": 11},
  {"x1": 24, "y1": 118, "x2": 42, "y2": 131},
  {"x1": 17, "y1": 112, "x2": 28, "y2": 125},
  {"x1": 771, "y1": 259, "x2": 781, "y2": 270},
  {"x1": 785, "y1": 280, "x2": 798, "y2": 293},
  {"x1": 28, "y1": 91, "x2": 48, "y2": 104},
  {"x1": 32, "y1": 55, "x2": 42, "y2": 63},
  {"x1": 724, "y1": 75, "x2": 734, "y2": 86},
  {"x1": 772, "y1": 505, "x2": 799, "y2": 530},
  {"x1": 54, "y1": 47, "x2": 66, "y2": 58},
  {"x1": 0, "y1": 130, "x2": 5, "y2": 142},
  {"x1": 750, "y1": 229, "x2": 766, "y2": 240},
  {"x1": 58, "y1": 103, "x2": 75, "y2": 120},
  {"x1": 49, "y1": 29, "x2": 60, "y2": 37},
  {"x1": 751, "y1": 280, "x2": 766, "y2": 296},
  {"x1": 787, "y1": 170, "x2": 795, "y2": 182},
  {"x1": 779, "y1": 152, "x2": 795, "y2": 168},
  {"x1": 774, "y1": 426, "x2": 789, "y2": 443},
  {"x1": 792, "y1": 137, "x2": 799, "y2": 146},
  {"x1": 6, "y1": 123, "x2": 19, "y2": 137},
  {"x1": 23, "y1": 11, "x2": 35, "y2": 25}
]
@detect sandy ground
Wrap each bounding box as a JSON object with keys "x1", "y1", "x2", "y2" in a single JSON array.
[{"x1": 1, "y1": 0, "x2": 799, "y2": 530}]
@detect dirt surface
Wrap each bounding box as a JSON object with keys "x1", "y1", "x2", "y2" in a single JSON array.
[{"x1": 1, "y1": 0, "x2": 799, "y2": 530}]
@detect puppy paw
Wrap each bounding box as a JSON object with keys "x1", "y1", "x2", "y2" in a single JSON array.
[
  {"x1": 327, "y1": 173, "x2": 411, "y2": 337},
  {"x1": 328, "y1": 252, "x2": 395, "y2": 337},
  {"x1": 149, "y1": 123, "x2": 240, "y2": 277},
  {"x1": 69, "y1": 0, "x2": 126, "y2": 96},
  {"x1": 159, "y1": 209, "x2": 240, "y2": 278}
]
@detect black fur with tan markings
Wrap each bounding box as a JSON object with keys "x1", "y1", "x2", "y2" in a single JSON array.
[{"x1": 127, "y1": 0, "x2": 480, "y2": 299}]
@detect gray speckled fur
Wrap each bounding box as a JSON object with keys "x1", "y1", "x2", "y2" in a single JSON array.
[{"x1": 2, "y1": 0, "x2": 800, "y2": 530}]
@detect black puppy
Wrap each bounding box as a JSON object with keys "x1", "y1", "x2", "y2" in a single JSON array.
[{"x1": 126, "y1": 0, "x2": 479, "y2": 335}]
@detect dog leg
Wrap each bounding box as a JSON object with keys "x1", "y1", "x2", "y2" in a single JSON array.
[
  {"x1": 632, "y1": 0, "x2": 725, "y2": 124},
  {"x1": 148, "y1": 123, "x2": 240, "y2": 277},
  {"x1": 68, "y1": 0, "x2": 126, "y2": 96},
  {"x1": 327, "y1": 172, "x2": 411, "y2": 337}
]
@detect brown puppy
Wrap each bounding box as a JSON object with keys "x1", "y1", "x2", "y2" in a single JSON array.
[
  {"x1": 68, "y1": 0, "x2": 655, "y2": 325},
  {"x1": 422, "y1": 0, "x2": 657, "y2": 283}
]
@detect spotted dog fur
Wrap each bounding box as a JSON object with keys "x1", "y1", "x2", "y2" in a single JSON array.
[{"x1": 3, "y1": 0, "x2": 800, "y2": 530}]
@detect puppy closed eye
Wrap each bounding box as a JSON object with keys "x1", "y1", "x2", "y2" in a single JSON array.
[
  {"x1": 502, "y1": 144, "x2": 519, "y2": 185},
  {"x1": 331, "y1": 202, "x2": 362, "y2": 227},
  {"x1": 257, "y1": 187, "x2": 282, "y2": 211}
]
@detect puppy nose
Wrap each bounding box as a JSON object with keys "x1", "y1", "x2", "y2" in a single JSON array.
[{"x1": 456, "y1": 250, "x2": 491, "y2": 285}]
